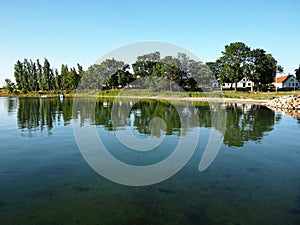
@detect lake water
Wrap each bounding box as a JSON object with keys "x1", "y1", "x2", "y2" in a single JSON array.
[{"x1": 0, "y1": 97, "x2": 300, "y2": 225}]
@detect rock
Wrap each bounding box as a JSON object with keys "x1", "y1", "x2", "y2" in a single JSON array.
[{"x1": 265, "y1": 96, "x2": 300, "y2": 110}]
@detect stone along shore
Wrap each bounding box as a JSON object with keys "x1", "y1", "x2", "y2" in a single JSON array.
[
  {"x1": 265, "y1": 96, "x2": 300, "y2": 110},
  {"x1": 265, "y1": 96, "x2": 300, "y2": 119}
]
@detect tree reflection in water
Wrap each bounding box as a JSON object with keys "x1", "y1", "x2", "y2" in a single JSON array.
[
  {"x1": 222, "y1": 104, "x2": 275, "y2": 147},
  {"x1": 14, "y1": 97, "x2": 278, "y2": 147},
  {"x1": 15, "y1": 97, "x2": 73, "y2": 136}
]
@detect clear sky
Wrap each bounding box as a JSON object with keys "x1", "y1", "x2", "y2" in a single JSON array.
[{"x1": 0, "y1": 0, "x2": 299, "y2": 85}]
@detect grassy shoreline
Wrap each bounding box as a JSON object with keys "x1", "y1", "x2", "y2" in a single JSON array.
[{"x1": 1, "y1": 88, "x2": 299, "y2": 101}]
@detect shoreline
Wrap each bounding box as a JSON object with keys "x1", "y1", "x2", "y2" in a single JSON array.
[
  {"x1": 101, "y1": 95, "x2": 268, "y2": 105},
  {"x1": 0, "y1": 94, "x2": 268, "y2": 105}
]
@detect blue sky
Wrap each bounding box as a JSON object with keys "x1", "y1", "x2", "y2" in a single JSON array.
[{"x1": 0, "y1": 0, "x2": 299, "y2": 85}]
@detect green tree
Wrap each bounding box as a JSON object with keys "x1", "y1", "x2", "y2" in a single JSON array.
[
  {"x1": 5, "y1": 79, "x2": 15, "y2": 93},
  {"x1": 246, "y1": 49, "x2": 280, "y2": 91},
  {"x1": 81, "y1": 64, "x2": 99, "y2": 89},
  {"x1": 222, "y1": 42, "x2": 250, "y2": 91},
  {"x1": 132, "y1": 52, "x2": 161, "y2": 79},
  {"x1": 60, "y1": 64, "x2": 69, "y2": 90},
  {"x1": 36, "y1": 59, "x2": 43, "y2": 91},
  {"x1": 14, "y1": 60, "x2": 24, "y2": 91},
  {"x1": 160, "y1": 56, "x2": 179, "y2": 91},
  {"x1": 30, "y1": 60, "x2": 38, "y2": 91},
  {"x1": 77, "y1": 63, "x2": 84, "y2": 82},
  {"x1": 54, "y1": 68, "x2": 60, "y2": 90},
  {"x1": 82, "y1": 59, "x2": 126, "y2": 90},
  {"x1": 207, "y1": 58, "x2": 229, "y2": 91},
  {"x1": 116, "y1": 64, "x2": 133, "y2": 88},
  {"x1": 210, "y1": 42, "x2": 281, "y2": 92},
  {"x1": 65, "y1": 67, "x2": 79, "y2": 90},
  {"x1": 101, "y1": 58, "x2": 125, "y2": 88},
  {"x1": 42, "y1": 58, "x2": 52, "y2": 91}
]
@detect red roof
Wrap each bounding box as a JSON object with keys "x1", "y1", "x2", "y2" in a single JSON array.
[{"x1": 274, "y1": 75, "x2": 289, "y2": 83}]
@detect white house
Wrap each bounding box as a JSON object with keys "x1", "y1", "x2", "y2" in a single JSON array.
[
  {"x1": 222, "y1": 77, "x2": 254, "y2": 89},
  {"x1": 273, "y1": 75, "x2": 299, "y2": 89}
]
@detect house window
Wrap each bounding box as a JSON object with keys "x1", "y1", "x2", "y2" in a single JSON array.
[{"x1": 248, "y1": 83, "x2": 251, "y2": 86}]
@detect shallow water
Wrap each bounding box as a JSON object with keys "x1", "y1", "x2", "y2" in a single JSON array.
[{"x1": 0, "y1": 97, "x2": 299, "y2": 225}]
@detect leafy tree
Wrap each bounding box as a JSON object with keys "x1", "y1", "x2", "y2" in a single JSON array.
[
  {"x1": 100, "y1": 58, "x2": 126, "y2": 88},
  {"x1": 30, "y1": 60, "x2": 38, "y2": 91},
  {"x1": 14, "y1": 60, "x2": 24, "y2": 91},
  {"x1": 116, "y1": 64, "x2": 134, "y2": 88},
  {"x1": 54, "y1": 68, "x2": 61, "y2": 90},
  {"x1": 160, "y1": 56, "x2": 181, "y2": 91},
  {"x1": 36, "y1": 59, "x2": 43, "y2": 91},
  {"x1": 185, "y1": 59, "x2": 210, "y2": 90},
  {"x1": 207, "y1": 57, "x2": 229, "y2": 91},
  {"x1": 60, "y1": 64, "x2": 70, "y2": 90},
  {"x1": 277, "y1": 65, "x2": 284, "y2": 74},
  {"x1": 81, "y1": 64, "x2": 99, "y2": 89},
  {"x1": 137, "y1": 51, "x2": 160, "y2": 62},
  {"x1": 193, "y1": 63, "x2": 214, "y2": 89},
  {"x1": 246, "y1": 49, "x2": 280, "y2": 91},
  {"x1": 5, "y1": 79, "x2": 15, "y2": 93},
  {"x1": 209, "y1": 42, "x2": 250, "y2": 91},
  {"x1": 42, "y1": 58, "x2": 52, "y2": 91},
  {"x1": 66, "y1": 67, "x2": 78, "y2": 90},
  {"x1": 83, "y1": 59, "x2": 126, "y2": 90},
  {"x1": 132, "y1": 52, "x2": 161, "y2": 80},
  {"x1": 211, "y1": 42, "x2": 281, "y2": 92},
  {"x1": 77, "y1": 63, "x2": 84, "y2": 81},
  {"x1": 221, "y1": 42, "x2": 250, "y2": 91}
]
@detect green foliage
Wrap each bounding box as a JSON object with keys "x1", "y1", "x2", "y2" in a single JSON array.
[
  {"x1": 246, "y1": 49, "x2": 279, "y2": 91},
  {"x1": 7, "y1": 44, "x2": 284, "y2": 95},
  {"x1": 4, "y1": 79, "x2": 15, "y2": 93},
  {"x1": 209, "y1": 42, "x2": 282, "y2": 92},
  {"x1": 209, "y1": 42, "x2": 250, "y2": 91},
  {"x1": 81, "y1": 52, "x2": 209, "y2": 92},
  {"x1": 81, "y1": 58, "x2": 131, "y2": 90},
  {"x1": 11, "y1": 58, "x2": 83, "y2": 93},
  {"x1": 131, "y1": 52, "x2": 210, "y2": 91}
]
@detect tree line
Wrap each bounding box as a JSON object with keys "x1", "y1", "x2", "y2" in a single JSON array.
[
  {"x1": 5, "y1": 58, "x2": 84, "y2": 93},
  {"x1": 4, "y1": 42, "x2": 300, "y2": 93},
  {"x1": 80, "y1": 52, "x2": 212, "y2": 91},
  {"x1": 4, "y1": 52, "x2": 213, "y2": 93}
]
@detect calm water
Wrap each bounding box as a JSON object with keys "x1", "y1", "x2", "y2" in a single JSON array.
[{"x1": 0, "y1": 97, "x2": 300, "y2": 225}]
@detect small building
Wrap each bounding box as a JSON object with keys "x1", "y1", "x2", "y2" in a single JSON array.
[
  {"x1": 273, "y1": 75, "x2": 299, "y2": 89},
  {"x1": 222, "y1": 77, "x2": 254, "y2": 89}
]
